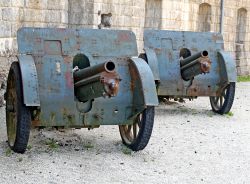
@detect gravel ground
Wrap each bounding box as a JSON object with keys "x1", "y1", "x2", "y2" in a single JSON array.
[{"x1": 0, "y1": 82, "x2": 249, "y2": 184}]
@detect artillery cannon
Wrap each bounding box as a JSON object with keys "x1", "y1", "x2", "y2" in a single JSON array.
[
  {"x1": 5, "y1": 28, "x2": 158, "y2": 153},
  {"x1": 73, "y1": 61, "x2": 119, "y2": 102},
  {"x1": 180, "y1": 50, "x2": 211, "y2": 81},
  {"x1": 140, "y1": 30, "x2": 236, "y2": 114}
]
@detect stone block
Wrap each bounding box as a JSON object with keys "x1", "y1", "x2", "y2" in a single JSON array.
[
  {"x1": 25, "y1": 0, "x2": 47, "y2": 9},
  {"x1": 0, "y1": 22, "x2": 11, "y2": 38},
  {"x1": 237, "y1": 66, "x2": 250, "y2": 76},
  {"x1": 0, "y1": 0, "x2": 11, "y2": 7},
  {"x1": 11, "y1": 22, "x2": 22, "y2": 37},
  {"x1": 33, "y1": 22, "x2": 47, "y2": 27},
  {"x1": 11, "y1": 0, "x2": 25, "y2": 7},
  {"x1": 61, "y1": 11, "x2": 68, "y2": 24},
  {"x1": 47, "y1": 0, "x2": 67, "y2": 10},
  {"x1": 2, "y1": 7, "x2": 20, "y2": 21},
  {"x1": 45, "y1": 10, "x2": 61, "y2": 23},
  {"x1": 23, "y1": 8, "x2": 45, "y2": 22}
]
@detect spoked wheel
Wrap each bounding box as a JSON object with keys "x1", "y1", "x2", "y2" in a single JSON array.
[
  {"x1": 209, "y1": 82, "x2": 235, "y2": 114},
  {"x1": 6, "y1": 62, "x2": 31, "y2": 153},
  {"x1": 119, "y1": 106, "x2": 155, "y2": 151}
]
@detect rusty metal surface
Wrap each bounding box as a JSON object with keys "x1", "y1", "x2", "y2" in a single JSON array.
[
  {"x1": 74, "y1": 61, "x2": 115, "y2": 82},
  {"x1": 143, "y1": 30, "x2": 235, "y2": 97},
  {"x1": 74, "y1": 60, "x2": 119, "y2": 102},
  {"x1": 74, "y1": 70, "x2": 120, "y2": 102},
  {"x1": 16, "y1": 27, "x2": 154, "y2": 127},
  {"x1": 181, "y1": 54, "x2": 212, "y2": 81},
  {"x1": 129, "y1": 57, "x2": 158, "y2": 106}
]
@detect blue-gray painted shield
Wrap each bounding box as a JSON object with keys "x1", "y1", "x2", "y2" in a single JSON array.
[{"x1": 18, "y1": 55, "x2": 40, "y2": 106}]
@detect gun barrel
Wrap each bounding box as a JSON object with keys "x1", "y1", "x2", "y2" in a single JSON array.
[
  {"x1": 74, "y1": 61, "x2": 119, "y2": 102},
  {"x1": 74, "y1": 61, "x2": 115, "y2": 82},
  {"x1": 180, "y1": 51, "x2": 211, "y2": 81},
  {"x1": 180, "y1": 50, "x2": 208, "y2": 67}
]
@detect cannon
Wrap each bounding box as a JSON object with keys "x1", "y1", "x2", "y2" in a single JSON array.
[
  {"x1": 73, "y1": 61, "x2": 119, "y2": 102},
  {"x1": 5, "y1": 28, "x2": 158, "y2": 153},
  {"x1": 180, "y1": 50, "x2": 211, "y2": 81},
  {"x1": 140, "y1": 30, "x2": 236, "y2": 114}
]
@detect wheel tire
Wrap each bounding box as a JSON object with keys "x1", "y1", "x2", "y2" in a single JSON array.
[
  {"x1": 6, "y1": 62, "x2": 31, "y2": 153},
  {"x1": 209, "y1": 82, "x2": 235, "y2": 115},
  {"x1": 119, "y1": 106, "x2": 155, "y2": 151}
]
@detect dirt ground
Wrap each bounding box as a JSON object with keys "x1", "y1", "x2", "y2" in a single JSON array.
[{"x1": 0, "y1": 82, "x2": 249, "y2": 184}]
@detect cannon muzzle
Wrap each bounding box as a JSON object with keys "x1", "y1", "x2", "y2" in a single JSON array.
[
  {"x1": 180, "y1": 50, "x2": 211, "y2": 81},
  {"x1": 74, "y1": 61, "x2": 120, "y2": 102}
]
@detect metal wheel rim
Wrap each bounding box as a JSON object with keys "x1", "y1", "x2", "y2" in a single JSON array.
[
  {"x1": 6, "y1": 72, "x2": 17, "y2": 147},
  {"x1": 119, "y1": 113, "x2": 142, "y2": 144},
  {"x1": 210, "y1": 85, "x2": 228, "y2": 111}
]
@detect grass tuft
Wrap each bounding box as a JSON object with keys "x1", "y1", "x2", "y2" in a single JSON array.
[
  {"x1": 83, "y1": 142, "x2": 94, "y2": 149},
  {"x1": 5, "y1": 148, "x2": 12, "y2": 157},
  {"x1": 17, "y1": 157, "x2": 23, "y2": 162},
  {"x1": 226, "y1": 111, "x2": 234, "y2": 117},
  {"x1": 27, "y1": 145, "x2": 32, "y2": 150},
  {"x1": 121, "y1": 146, "x2": 132, "y2": 155},
  {"x1": 45, "y1": 139, "x2": 59, "y2": 149},
  {"x1": 237, "y1": 75, "x2": 250, "y2": 82}
]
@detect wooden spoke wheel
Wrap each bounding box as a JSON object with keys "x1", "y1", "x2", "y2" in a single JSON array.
[
  {"x1": 119, "y1": 106, "x2": 155, "y2": 151},
  {"x1": 6, "y1": 62, "x2": 31, "y2": 153},
  {"x1": 210, "y1": 82, "x2": 235, "y2": 115}
]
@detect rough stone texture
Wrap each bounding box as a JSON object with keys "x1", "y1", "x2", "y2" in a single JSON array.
[{"x1": 0, "y1": 0, "x2": 250, "y2": 78}]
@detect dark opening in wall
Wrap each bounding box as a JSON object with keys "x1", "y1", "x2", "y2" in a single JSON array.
[
  {"x1": 235, "y1": 8, "x2": 249, "y2": 75},
  {"x1": 98, "y1": 12, "x2": 112, "y2": 29},
  {"x1": 197, "y1": 3, "x2": 212, "y2": 32},
  {"x1": 236, "y1": 8, "x2": 247, "y2": 44},
  {"x1": 144, "y1": 0, "x2": 162, "y2": 29}
]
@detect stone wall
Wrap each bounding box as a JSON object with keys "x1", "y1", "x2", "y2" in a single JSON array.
[
  {"x1": 92, "y1": 0, "x2": 146, "y2": 51},
  {"x1": 0, "y1": 0, "x2": 68, "y2": 69},
  {"x1": 0, "y1": 0, "x2": 250, "y2": 98}
]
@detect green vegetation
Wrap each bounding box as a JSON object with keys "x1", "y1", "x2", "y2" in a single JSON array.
[
  {"x1": 45, "y1": 139, "x2": 59, "y2": 149},
  {"x1": 83, "y1": 142, "x2": 94, "y2": 149},
  {"x1": 5, "y1": 148, "x2": 12, "y2": 157},
  {"x1": 207, "y1": 111, "x2": 214, "y2": 117},
  {"x1": 27, "y1": 145, "x2": 32, "y2": 150},
  {"x1": 121, "y1": 146, "x2": 132, "y2": 155},
  {"x1": 237, "y1": 75, "x2": 250, "y2": 82},
  {"x1": 226, "y1": 111, "x2": 234, "y2": 117},
  {"x1": 17, "y1": 157, "x2": 23, "y2": 162}
]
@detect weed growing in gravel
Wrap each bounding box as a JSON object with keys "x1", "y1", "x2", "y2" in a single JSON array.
[
  {"x1": 27, "y1": 145, "x2": 32, "y2": 150},
  {"x1": 83, "y1": 142, "x2": 94, "y2": 149},
  {"x1": 191, "y1": 109, "x2": 198, "y2": 115},
  {"x1": 5, "y1": 148, "x2": 12, "y2": 157},
  {"x1": 237, "y1": 75, "x2": 250, "y2": 82},
  {"x1": 121, "y1": 146, "x2": 132, "y2": 155},
  {"x1": 17, "y1": 157, "x2": 23, "y2": 162},
  {"x1": 226, "y1": 111, "x2": 234, "y2": 117},
  {"x1": 45, "y1": 139, "x2": 59, "y2": 150},
  {"x1": 207, "y1": 111, "x2": 214, "y2": 117}
]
